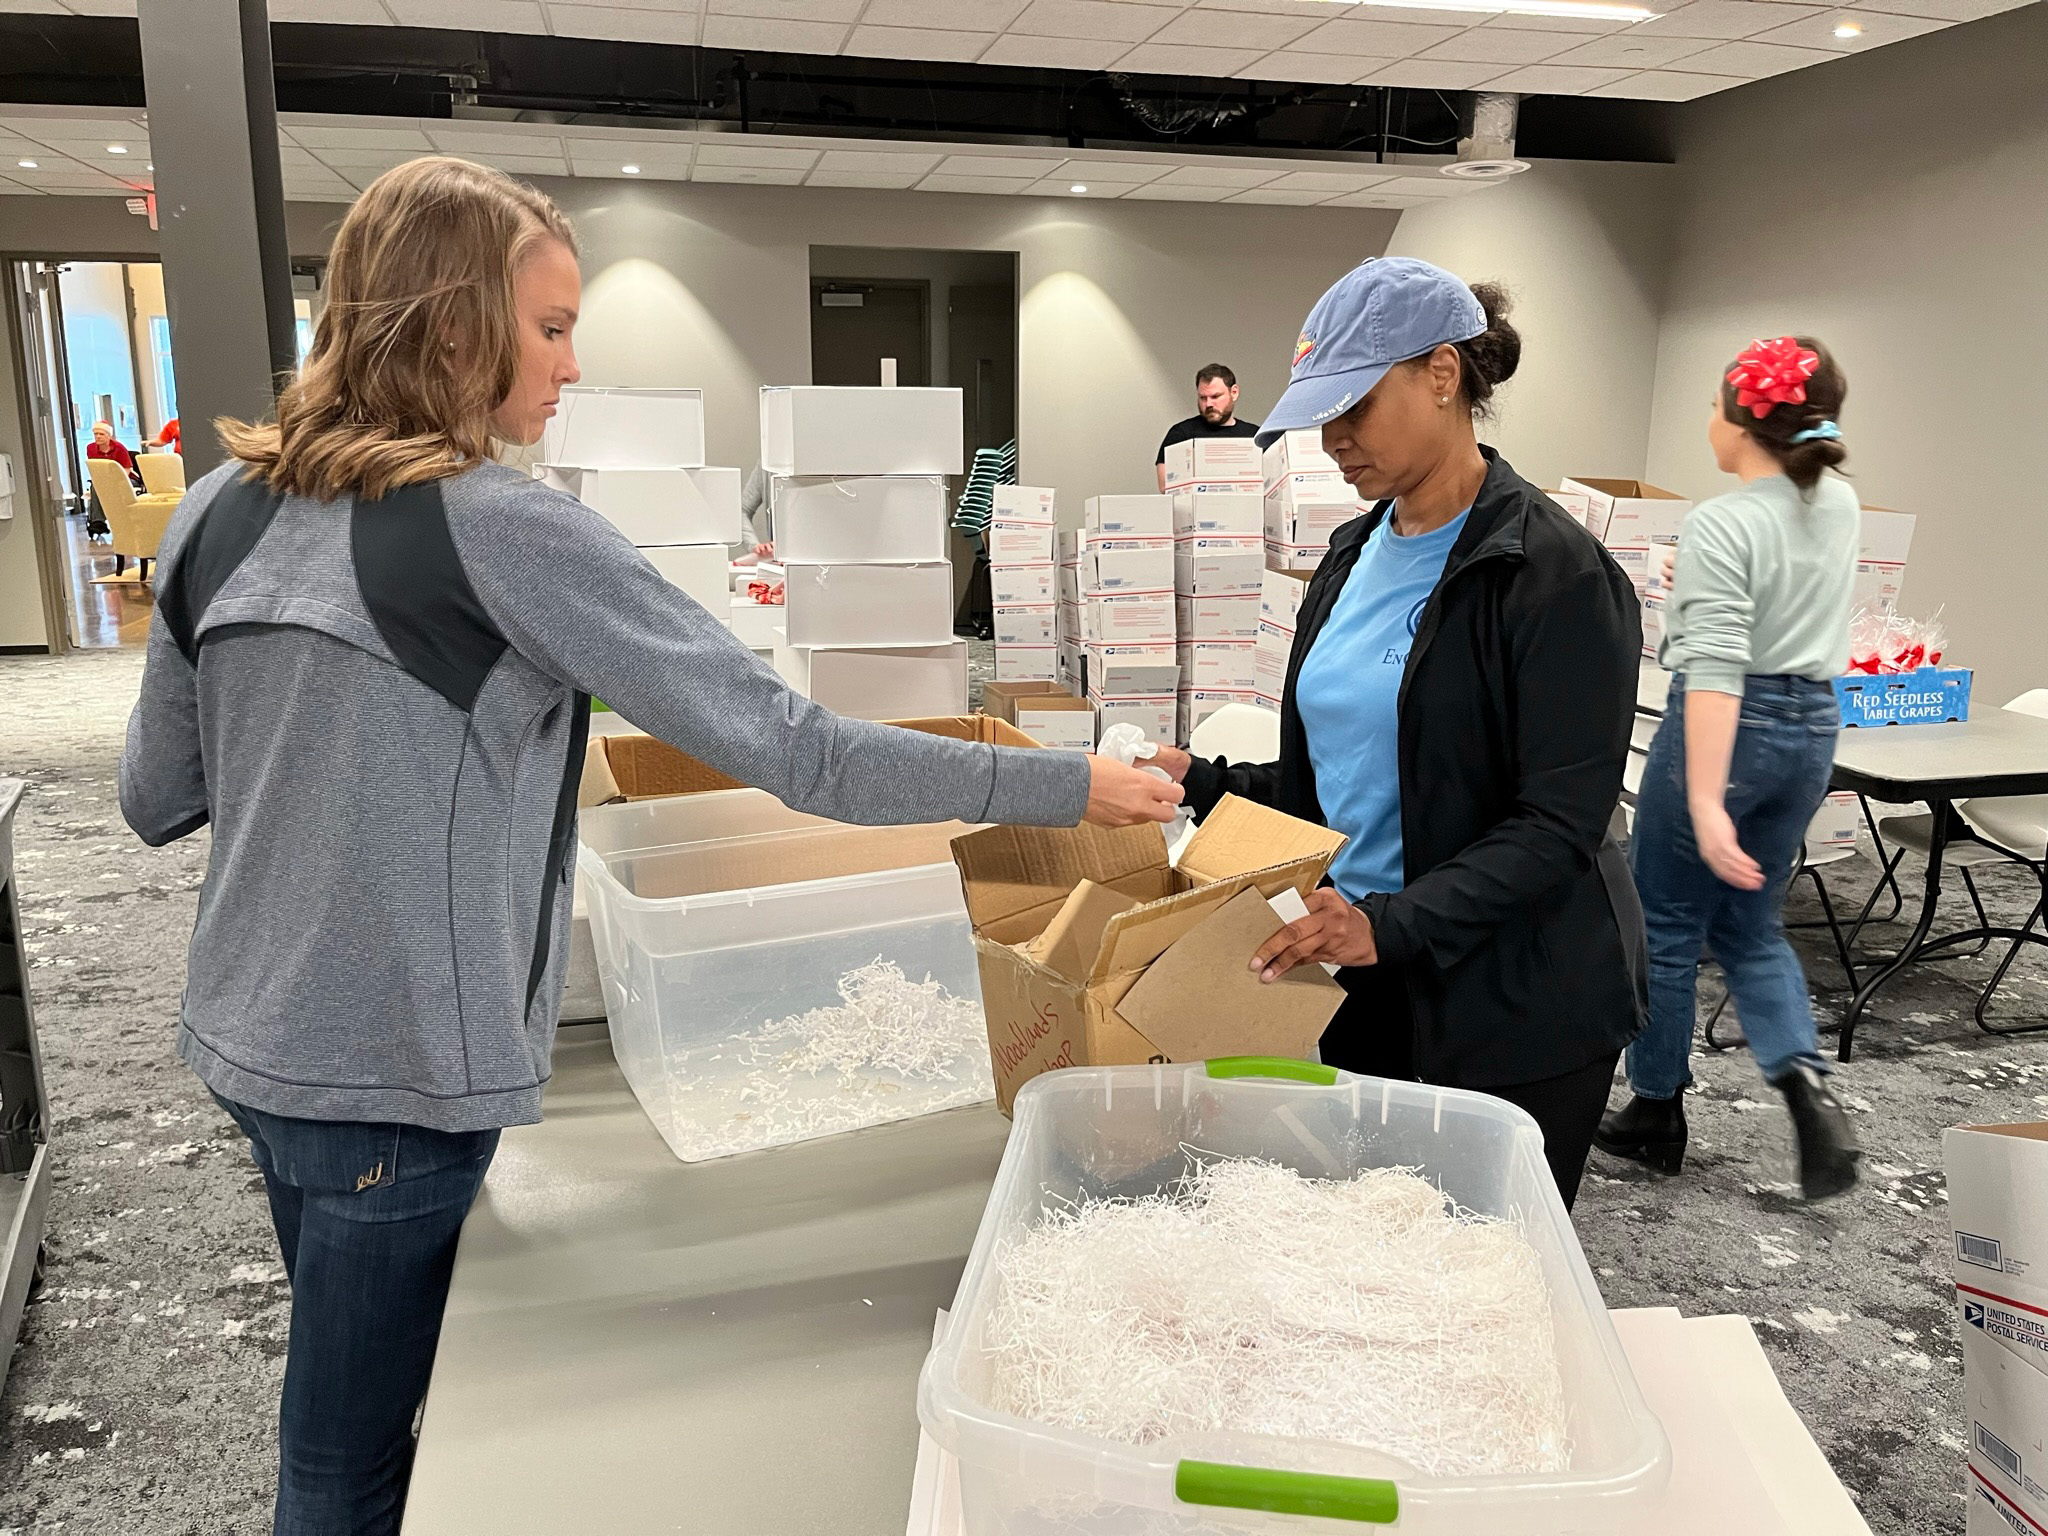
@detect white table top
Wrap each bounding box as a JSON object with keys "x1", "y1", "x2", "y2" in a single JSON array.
[
  {"x1": 403, "y1": 1030, "x2": 1009, "y2": 1536},
  {"x1": 1635, "y1": 663, "x2": 2048, "y2": 801}
]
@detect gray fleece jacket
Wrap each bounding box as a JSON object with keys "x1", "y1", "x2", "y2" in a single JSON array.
[{"x1": 121, "y1": 459, "x2": 1090, "y2": 1132}]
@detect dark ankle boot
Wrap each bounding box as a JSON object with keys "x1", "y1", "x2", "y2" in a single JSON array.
[
  {"x1": 1772, "y1": 1064, "x2": 1860, "y2": 1200},
  {"x1": 1593, "y1": 1093, "x2": 1688, "y2": 1173}
]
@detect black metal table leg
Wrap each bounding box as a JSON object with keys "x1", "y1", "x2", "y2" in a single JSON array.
[{"x1": 1839, "y1": 796, "x2": 1951, "y2": 1061}]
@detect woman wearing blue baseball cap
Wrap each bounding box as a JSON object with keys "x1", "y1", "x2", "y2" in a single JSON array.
[{"x1": 1150, "y1": 257, "x2": 1646, "y2": 1210}]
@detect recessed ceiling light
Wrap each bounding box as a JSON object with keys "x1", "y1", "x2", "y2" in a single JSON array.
[
  {"x1": 1069, "y1": 183, "x2": 1088, "y2": 194},
  {"x1": 16, "y1": 159, "x2": 36, "y2": 170},
  {"x1": 621, "y1": 164, "x2": 640, "y2": 174},
  {"x1": 107, "y1": 144, "x2": 128, "y2": 154},
  {"x1": 1832, "y1": 18, "x2": 1862, "y2": 34}
]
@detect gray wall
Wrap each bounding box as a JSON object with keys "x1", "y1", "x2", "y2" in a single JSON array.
[
  {"x1": 1643, "y1": 0, "x2": 2048, "y2": 705},
  {"x1": 1386, "y1": 160, "x2": 1677, "y2": 495},
  {"x1": 525, "y1": 180, "x2": 1398, "y2": 522}
]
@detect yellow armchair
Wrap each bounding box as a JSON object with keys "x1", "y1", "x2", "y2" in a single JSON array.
[
  {"x1": 87, "y1": 457, "x2": 181, "y2": 581},
  {"x1": 137, "y1": 451, "x2": 185, "y2": 496}
]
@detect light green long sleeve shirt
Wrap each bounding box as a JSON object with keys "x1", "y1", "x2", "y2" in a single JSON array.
[{"x1": 1659, "y1": 472, "x2": 1860, "y2": 697}]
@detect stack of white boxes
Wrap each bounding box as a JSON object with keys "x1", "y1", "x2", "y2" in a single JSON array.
[
  {"x1": 1263, "y1": 429, "x2": 1359, "y2": 577},
  {"x1": 539, "y1": 386, "x2": 741, "y2": 622},
  {"x1": 760, "y1": 385, "x2": 967, "y2": 721},
  {"x1": 988, "y1": 486, "x2": 1058, "y2": 685},
  {"x1": 1944, "y1": 1123, "x2": 2048, "y2": 1536},
  {"x1": 1559, "y1": 477, "x2": 1693, "y2": 662},
  {"x1": 1254, "y1": 568, "x2": 1311, "y2": 717},
  {"x1": 1076, "y1": 494, "x2": 1178, "y2": 745},
  {"x1": 1172, "y1": 487, "x2": 1264, "y2": 743}
]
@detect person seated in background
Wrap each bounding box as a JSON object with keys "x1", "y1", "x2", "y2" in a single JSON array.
[
  {"x1": 155, "y1": 417, "x2": 181, "y2": 455},
  {"x1": 87, "y1": 420, "x2": 141, "y2": 485},
  {"x1": 1155, "y1": 363, "x2": 1260, "y2": 491},
  {"x1": 738, "y1": 463, "x2": 772, "y2": 560}
]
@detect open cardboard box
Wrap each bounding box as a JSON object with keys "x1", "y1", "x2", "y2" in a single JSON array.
[
  {"x1": 579, "y1": 714, "x2": 1038, "y2": 808},
  {"x1": 951, "y1": 794, "x2": 1348, "y2": 1112}
]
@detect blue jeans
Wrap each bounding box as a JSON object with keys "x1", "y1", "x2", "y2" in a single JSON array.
[
  {"x1": 1626, "y1": 674, "x2": 1838, "y2": 1099},
  {"x1": 215, "y1": 1095, "x2": 500, "y2": 1536}
]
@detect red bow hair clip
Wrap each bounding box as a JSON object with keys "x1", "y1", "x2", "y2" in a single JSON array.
[{"x1": 1726, "y1": 336, "x2": 1819, "y2": 418}]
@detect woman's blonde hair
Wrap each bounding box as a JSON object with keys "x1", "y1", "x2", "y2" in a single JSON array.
[{"x1": 222, "y1": 156, "x2": 577, "y2": 500}]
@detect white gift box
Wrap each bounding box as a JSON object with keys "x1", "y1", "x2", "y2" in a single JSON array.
[
  {"x1": 542, "y1": 386, "x2": 704, "y2": 469},
  {"x1": 782, "y1": 561, "x2": 956, "y2": 648},
  {"x1": 760, "y1": 386, "x2": 963, "y2": 477},
  {"x1": 770, "y1": 474, "x2": 949, "y2": 564}
]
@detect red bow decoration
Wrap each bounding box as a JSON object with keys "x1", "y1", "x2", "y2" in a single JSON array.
[{"x1": 1726, "y1": 336, "x2": 1819, "y2": 418}]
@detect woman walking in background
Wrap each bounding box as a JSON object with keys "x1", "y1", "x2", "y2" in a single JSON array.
[{"x1": 1596, "y1": 336, "x2": 1862, "y2": 1200}]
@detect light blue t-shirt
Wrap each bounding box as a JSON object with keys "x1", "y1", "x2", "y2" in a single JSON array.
[{"x1": 1296, "y1": 508, "x2": 1469, "y2": 901}]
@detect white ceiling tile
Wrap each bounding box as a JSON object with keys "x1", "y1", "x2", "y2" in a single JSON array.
[
  {"x1": 0, "y1": 0, "x2": 65, "y2": 13},
  {"x1": 567, "y1": 141, "x2": 695, "y2": 173},
  {"x1": 935, "y1": 152, "x2": 1066, "y2": 175},
  {"x1": 816, "y1": 148, "x2": 947, "y2": 173},
  {"x1": 1224, "y1": 186, "x2": 1333, "y2": 204},
  {"x1": 917, "y1": 173, "x2": 1038, "y2": 193},
  {"x1": 977, "y1": 33, "x2": 1128, "y2": 65},
  {"x1": 1420, "y1": 27, "x2": 1574, "y2": 61},
  {"x1": 1479, "y1": 10, "x2": 1633, "y2": 30},
  {"x1": 1322, "y1": 188, "x2": 1424, "y2": 207},
  {"x1": 707, "y1": 0, "x2": 861, "y2": 17},
  {"x1": 1370, "y1": 174, "x2": 1470, "y2": 197},
  {"x1": 60, "y1": 0, "x2": 138, "y2": 14},
  {"x1": 314, "y1": 151, "x2": 434, "y2": 175},
  {"x1": 1023, "y1": 177, "x2": 1128, "y2": 196},
  {"x1": 1847, "y1": 0, "x2": 2025, "y2": 19},
  {"x1": 268, "y1": 0, "x2": 395, "y2": 21},
  {"x1": 1540, "y1": 30, "x2": 1721, "y2": 63},
  {"x1": 1585, "y1": 65, "x2": 1751, "y2": 94},
  {"x1": 1633, "y1": 0, "x2": 1823, "y2": 37},
  {"x1": 1112, "y1": 41, "x2": 1266, "y2": 72},
  {"x1": 1747, "y1": 8, "x2": 1946, "y2": 46},
  {"x1": 0, "y1": 178, "x2": 49, "y2": 196},
  {"x1": 1298, "y1": 17, "x2": 1466, "y2": 54},
  {"x1": 805, "y1": 168, "x2": 928, "y2": 187},
  {"x1": 590, "y1": 161, "x2": 694, "y2": 180},
  {"x1": 1156, "y1": 161, "x2": 1283, "y2": 187},
  {"x1": 549, "y1": 3, "x2": 702, "y2": 39},
  {"x1": 1145, "y1": 6, "x2": 1321, "y2": 46},
  {"x1": 1052, "y1": 158, "x2": 1169, "y2": 182},
  {"x1": 695, "y1": 142, "x2": 821, "y2": 168},
  {"x1": 691, "y1": 163, "x2": 808, "y2": 184},
  {"x1": 699, "y1": 13, "x2": 850, "y2": 48},
  {"x1": 845, "y1": 23, "x2": 995, "y2": 58},
  {"x1": 1189, "y1": 0, "x2": 1362, "y2": 11},
  {"x1": 861, "y1": 0, "x2": 1028, "y2": 23},
  {"x1": 4, "y1": 166, "x2": 132, "y2": 188},
  {"x1": 1664, "y1": 36, "x2": 1837, "y2": 71},
  {"x1": 288, "y1": 124, "x2": 437, "y2": 150},
  {"x1": 1477, "y1": 61, "x2": 1637, "y2": 89},
  {"x1": 464, "y1": 152, "x2": 570, "y2": 173},
  {"x1": 384, "y1": 0, "x2": 546, "y2": 27},
  {"x1": 1010, "y1": 0, "x2": 1174, "y2": 42},
  {"x1": 427, "y1": 127, "x2": 565, "y2": 153},
  {"x1": 286, "y1": 182, "x2": 362, "y2": 203},
  {"x1": 1358, "y1": 59, "x2": 1504, "y2": 86},
  {"x1": 1121, "y1": 181, "x2": 1229, "y2": 200},
  {"x1": 1264, "y1": 168, "x2": 1394, "y2": 191},
  {"x1": 279, "y1": 147, "x2": 329, "y2": 170},
  {"x1": 1240, "y1": 49, "x2": 1384, "y2": 83},
  {"x1": 40, "y1": 139, "x2": 151, "y2": 164},
  {"x1": 0, "y1": 114, "x2": 146, "y2": 141}
]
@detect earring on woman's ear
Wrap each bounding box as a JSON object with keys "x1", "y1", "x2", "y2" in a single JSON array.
[{"x1": 1439, "y1": 396, "x2": 1449, "y2": 406}]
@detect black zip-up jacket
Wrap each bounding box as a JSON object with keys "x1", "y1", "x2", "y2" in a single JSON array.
[{"x1": 1184, "y1": 448, "x2": 1648, "y2": 1089}]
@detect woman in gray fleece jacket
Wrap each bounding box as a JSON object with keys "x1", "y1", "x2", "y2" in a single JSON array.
[{"x1": 120, "y1": 157, "x2": 1178, "y2": 1536}]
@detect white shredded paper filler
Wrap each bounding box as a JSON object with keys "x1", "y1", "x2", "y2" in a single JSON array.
[
  {"x1": 984, "y1": 1159, "x2": 1571, "y2": 1478},
  {"x1": 661, "y1": 959, "x2": 992, "y2": 1161}
]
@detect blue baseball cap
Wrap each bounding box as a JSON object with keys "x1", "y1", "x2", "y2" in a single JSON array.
[{"x1": 1257, "y1": 257, "x2": 1487, "y2": 448}]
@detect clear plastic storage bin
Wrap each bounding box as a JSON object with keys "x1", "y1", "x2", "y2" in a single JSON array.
[
  {"x1": 578, "y1": 790, "x2": 992, "y2": 1162},
  {"x1": 918, "y1": 1060, "x2": 1670, "y2": 1534}
]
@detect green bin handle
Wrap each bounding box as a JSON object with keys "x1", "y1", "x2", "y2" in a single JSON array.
[
  {"x1": 1177, "y1": 1460, "x2": 1399, "y2": 1524},
  {"x1": 1205, "y1": 1056, "x2": 1339, "y2": 1086}
]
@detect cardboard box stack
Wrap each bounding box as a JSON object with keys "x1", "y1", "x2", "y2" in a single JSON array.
[
  {"x1": 1172, "y1": 486, "x2": 1262, "y2": 743},
  {"x1": 1945, "y1": 1123, "x2": 2048, "y2": 1535},
  {"x1": 1253, "y1": 567, "x2": 1312, "y2": 717},
  {"x1": 539, "y1": 386, "x2": 740, "y2": 621},
  {"x1": 1077, "y1": 494, "x2": 1178, "y2": 745},
  {"x1": 759, "y1": 385, "x2": 966, "y2": 721},
  {"x1": 951, "y1": 794, "x2": 1348, "y2": 1112},
  {"x1": 1561, "y1": 477, "x2": 1693, "y2": 663},
  {"x1": 989, "y1": 486, "x2": 1058, "y2": 684},
  {"x1": 1856, "y1": 506, "x2": 1916, "y2": 610},
  {"x1": 980, "y1": 680, "x2": 1096, "y2": 752},
  {"x1": 1263, "y1": 429, "x2": 1359, "y2": 576}
]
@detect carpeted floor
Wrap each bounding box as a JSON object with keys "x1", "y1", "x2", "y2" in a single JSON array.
[{"x1": 5, "y1": 644, "x2": 2047, "y2": 1535}]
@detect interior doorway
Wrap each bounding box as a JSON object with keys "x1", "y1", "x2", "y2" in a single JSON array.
[{"x1": 807, "y1": 247, "x2": 1020, "y2": 615}]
